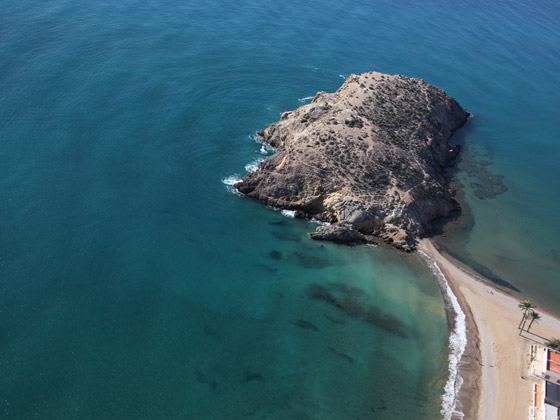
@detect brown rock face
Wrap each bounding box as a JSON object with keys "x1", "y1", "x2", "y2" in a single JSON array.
[{"x1": 235, "y1": 72, "x2": 468, "y2": 250}]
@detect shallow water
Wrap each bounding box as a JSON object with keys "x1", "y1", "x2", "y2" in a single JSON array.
[
  {"x1": 425, "y1": 0, "x2": 560, "y2": 312},
  {"x1": 1, "y1": 0, "x2": 558, "y2": 418}
]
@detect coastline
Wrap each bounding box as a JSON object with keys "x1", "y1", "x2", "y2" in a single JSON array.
[
  {"x1": 229, "y1": 70, "x2": 558, "y2": 418},
  {"x1": 419, "y1": 239, "x2": 560, "y2": 420},
  {"x1": 418, "y1": 247, "x2": 476, "y2": 420}
]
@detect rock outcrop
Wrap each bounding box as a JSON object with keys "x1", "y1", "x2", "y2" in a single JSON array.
[{"x1": 235, "y1": 72, "x2": 468, "y2": 250}]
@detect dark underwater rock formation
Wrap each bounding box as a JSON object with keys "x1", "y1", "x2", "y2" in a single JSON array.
[{"x1": 306, "y1": 282, "x2": 408, "y2": 337}]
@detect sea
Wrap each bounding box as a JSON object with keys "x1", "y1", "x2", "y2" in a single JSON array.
[{"x1": 1, "y1": 0, "x2": 559, "y2": 419}]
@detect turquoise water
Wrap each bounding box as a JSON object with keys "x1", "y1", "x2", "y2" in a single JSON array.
[
  {"x1": 428, "y1": 0, "x2": 560, "y2": 312},
  {"x1": 1, "y1": 0, "x2": 558, "y2": 418}
]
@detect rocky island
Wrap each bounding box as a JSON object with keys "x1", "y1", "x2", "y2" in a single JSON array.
[{"x1": 235, "y1": 72, "x2": 468, "y2": 250}]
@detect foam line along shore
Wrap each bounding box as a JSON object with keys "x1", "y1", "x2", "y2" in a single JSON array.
[{"x1": 419, "y1": 239, "x2": 560, "y2": 420}]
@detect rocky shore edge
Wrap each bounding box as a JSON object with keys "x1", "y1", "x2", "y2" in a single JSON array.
[{"x1": 235, "y1": 72, "x2": 468, "y2": 250}]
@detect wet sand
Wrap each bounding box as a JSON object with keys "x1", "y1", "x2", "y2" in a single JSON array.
[{"x1": 420, "y1": 239, "x2": 560, "y2": 420}]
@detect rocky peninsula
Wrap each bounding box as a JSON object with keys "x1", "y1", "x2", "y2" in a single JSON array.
[{"x1": 235, "y1": 72, "x2": 468, "y2": 250}]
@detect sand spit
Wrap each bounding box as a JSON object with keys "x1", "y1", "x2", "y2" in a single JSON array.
[{"x1": 420, "y1": 239, "x2": 560, "y2": 420}]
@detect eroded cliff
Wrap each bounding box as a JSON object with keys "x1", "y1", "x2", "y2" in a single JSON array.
[{"x1": 235, "y1": 72, "x2": 468, "y2": 250}]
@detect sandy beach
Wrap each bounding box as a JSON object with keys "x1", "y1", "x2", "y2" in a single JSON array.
[{"x1": 419, "y1": 239, "x2": 560, "y2": 420}]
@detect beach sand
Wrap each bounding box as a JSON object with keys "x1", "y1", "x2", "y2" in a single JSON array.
[{"x1": 419, "y1": 239, "x2": 560, "y2": 420}]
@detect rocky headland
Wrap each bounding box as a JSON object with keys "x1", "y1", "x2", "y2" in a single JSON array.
[{"x1": 235, "y1": 72, "x2": 468, "y2": 250}]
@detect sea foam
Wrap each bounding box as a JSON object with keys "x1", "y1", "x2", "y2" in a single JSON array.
[
  {"x1": 298, "y1": 96, "x2": 314, "y2": 103},
  {"x1": 245, "y1": 157, "x2": 264, "y2": 173},
  {"x1": 221, "y1": 175, "x2": 241, "y2": 186},
  {"x1": 310, "y1": 218, "x2": 330, "y2": 226},
  {"x1": 221, "y1": 174, "x2": 243, "y2": 196},
  {"x1": 418, "y1": 250, "x2": 467, "y2": 420},
  {"x1": 249, "y1": 133, "x2": 275, "y2": 155},
  {"x1": 280, "y1": 209, "x2": 296, "y2": 218}
]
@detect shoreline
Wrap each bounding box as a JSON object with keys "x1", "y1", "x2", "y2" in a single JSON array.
[
  {"x1": 419, "y1": 238, "x2": 560, "y2": 419},
  {"x1": 418, "y1": 241, "x2": 481, "y2": 420},
  {"x1": 418, "y1": 249, "x2": 473, "y2": 420}
]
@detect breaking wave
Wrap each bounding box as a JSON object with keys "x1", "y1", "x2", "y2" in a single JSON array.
[
  {"x1": 298, "y1": 96, "x2": 314, "y2": 103},
  {"x1": 245, "y1": 157, "x2": 265, "y2": 173},
  {"x1": 249, "y1": 133, "x2": 275, "y2": 155},
  {"x1": 310, "y1": 218, "x2": 330, "y2": 226},
  {"x1": 221, "y1": 175, "x2": 240, "y2": 186},
  {"x1": 418, "y1": 250, "x2": 467, "y2": 420},
  {"x1": 221, "y1": 174, "x2": 243, "y2": 196},
  {"x1": 280, "y1": 209, "x2": 296, "y2": 218}
]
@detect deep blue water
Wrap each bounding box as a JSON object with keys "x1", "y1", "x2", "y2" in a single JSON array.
[{"x1": 1, "y1": 0, "x2": 559, "y2": 418}]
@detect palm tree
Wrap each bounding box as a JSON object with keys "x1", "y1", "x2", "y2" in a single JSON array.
[
  {"x1": 519, "y1": 312, "x2": 531, "y2": 331},
  {"x1": 518, "y1": 300, "x2": 535, "y2": 329},
  {"x1": 527, "y1": 311, "x2": 541, "y2": 332},
  {"x1": 546, "y1": 339, "x2": 560, "y2": 350}
]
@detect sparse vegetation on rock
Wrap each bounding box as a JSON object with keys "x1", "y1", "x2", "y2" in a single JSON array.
[{"x1": 235, "y1": 72, "x2": 468, "y2": 250}]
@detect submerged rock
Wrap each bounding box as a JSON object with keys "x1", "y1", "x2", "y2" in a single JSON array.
[
  {"x1": 243, "y1": 372, "x2": 264, "y2": 383},
  {"x1": 327, "y1": 346, "x2": 354, "y2": 363},
  {"x1": 307, "y1": 282, "x2": 408, "y2": 337},
  {"x1": 309, "y1": 223, "x2": 366, "y2": 244},
  {"x1": 235, "y1": 72, "x2": 468, "y2": 250},
  {"x1": 294, "y1": 319, "x2": 320, "y2": 332},
  {"x1": 269, "y1": 250, "x2": 283, "y2": 260},
  {"x1": 194, "y1": 370, "x2": 220, "y2": 394}
]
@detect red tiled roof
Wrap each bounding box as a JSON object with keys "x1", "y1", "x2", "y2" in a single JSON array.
[
  {"x1": 548, "y1": 351, "x2": 560, "y2": 375},
  {"x1": 535, "y1": 384, "x2": 543, "y2": 408}
]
